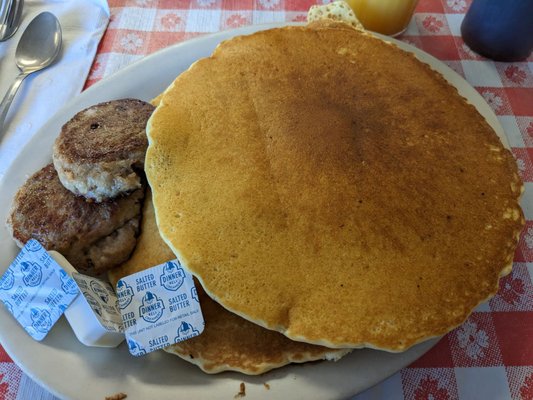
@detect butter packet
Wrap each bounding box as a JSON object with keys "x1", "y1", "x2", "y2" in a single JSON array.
[
  {"x1": 71, "y1": 273, "x2": 123, "y2": 332},
  {"x1": 62, "y1": 258, "x2": 204, "y2": 355},
  {"x1": 47, "y1": 250, "x2": 125, "y2": 348},
  {"x1": 0, "y1": 240, "x2": 80, "y2": 341},
  {"x1": 1, "y1": 241, "x2": 204, "y2": 353},
  {"x1": 117, "y1": 260, "x2": 205, "y2": 356}
]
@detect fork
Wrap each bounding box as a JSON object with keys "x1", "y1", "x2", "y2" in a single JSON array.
[{"x1": 0, "y1": 0, "x2": 23, "y2": 42}]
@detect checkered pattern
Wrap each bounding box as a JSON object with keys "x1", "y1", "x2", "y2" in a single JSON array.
[{"x1": 1, "y1": 0, "x2": 532, "y2": 399}]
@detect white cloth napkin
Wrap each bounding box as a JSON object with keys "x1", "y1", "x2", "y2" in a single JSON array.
[{"x1": 0, "y1": 0, "x2": 109, "y2": 181}]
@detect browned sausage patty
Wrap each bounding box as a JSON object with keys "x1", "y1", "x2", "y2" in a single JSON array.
[
  {"x1": 53, "y1": 99, "x2": 154, "y2": 202},
  {"x1": 6, "y1": 164, "x2": 144, "y2": 275}
]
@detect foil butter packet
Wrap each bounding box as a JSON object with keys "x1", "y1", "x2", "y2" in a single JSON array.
[
  {"x1": 0, "y1": 240, "x2": 80, "y2": 341},
  {"x1": 117, "y1": 260, "x2": 205, "y2": 356}
]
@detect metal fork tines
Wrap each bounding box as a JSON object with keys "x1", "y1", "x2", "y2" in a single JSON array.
[{"x1": 0, "y1": 0, "x2": 23, "y2": 42}]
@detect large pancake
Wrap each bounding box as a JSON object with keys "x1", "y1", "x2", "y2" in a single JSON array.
[
  {"x1": 108, "y1": 191, "x2": 349, "y2": 374},
  {"x1": 145, "y1": 24, "x2": 524, "y2": 351}
]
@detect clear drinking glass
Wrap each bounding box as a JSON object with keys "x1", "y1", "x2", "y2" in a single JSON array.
[{"x1": 345, "y1": 0, "x2": 419, "y2": 36}]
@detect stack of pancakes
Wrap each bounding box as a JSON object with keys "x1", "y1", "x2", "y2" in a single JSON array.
[
  {"x1": 142, "y1": 20, "x2": 523, "y2": 364},
  {"x1": 7, "y1": 99, "x2": 154, "y2": 276},
  {"x1": 108, "y1": 21, "x2": 523, "y2": 374}
]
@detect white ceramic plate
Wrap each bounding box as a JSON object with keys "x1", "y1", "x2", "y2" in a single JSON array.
[{"x1": 0, "y1": 23, "x2": 505, "y2": 400}]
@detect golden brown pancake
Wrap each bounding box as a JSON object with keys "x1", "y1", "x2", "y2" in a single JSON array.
[
  {"x1": 145, "y1": 24, "x2": 524, "y2": 351},
  {"x1": 108, "y1": 191, "x2": 349, "y2": 374}
]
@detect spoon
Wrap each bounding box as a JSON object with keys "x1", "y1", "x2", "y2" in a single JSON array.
[{"x1": 0, "y1": 12, "x2": 62, "y2": 135}]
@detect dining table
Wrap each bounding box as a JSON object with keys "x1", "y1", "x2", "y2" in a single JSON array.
[{"x1": 0, "y1": 0, "x2": 532, "y2": 399}]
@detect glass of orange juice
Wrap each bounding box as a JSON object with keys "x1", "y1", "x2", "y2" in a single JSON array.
[{"x1": 345, "y1": 0, "x2": 419, "y2": 36}]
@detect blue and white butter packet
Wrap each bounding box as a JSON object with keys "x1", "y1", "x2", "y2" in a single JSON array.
[
  {"x1": 0, "y1": 240, "x2": 79, "y2": 341},
  {"x1": 1, "y1": 242, "x2": 204, "y2": 354},
  {"x1": 117, "y1": 260, "x2": 205, "y2": 356}
]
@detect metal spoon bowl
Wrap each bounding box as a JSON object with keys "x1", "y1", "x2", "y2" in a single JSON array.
[{"x1": 0, "y1": 12, "x2": 62, "y2": 135}]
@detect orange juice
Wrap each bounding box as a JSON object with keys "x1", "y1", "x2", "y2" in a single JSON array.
[{"x1": 345, "y1": 0, "x2": 419, "y2": 36}]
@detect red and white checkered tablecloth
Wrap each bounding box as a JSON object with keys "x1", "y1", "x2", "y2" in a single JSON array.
[{"x1": 1, "y1": 0, "x2": 532, "y2": 399}]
